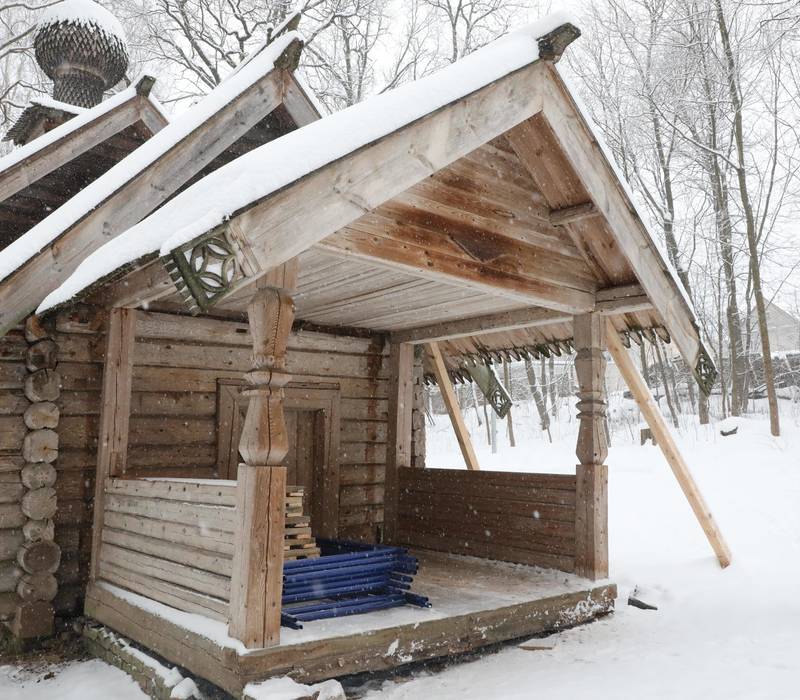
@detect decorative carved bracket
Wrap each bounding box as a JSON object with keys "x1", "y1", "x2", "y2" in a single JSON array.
[
  {"x1": 162, "y1": 226, "x2": 250, "y2": 313},
  {"x1": 694, "y1": 345, "x2": 718, "y2": 397},
  {"x1": 466, "y1": 363, "x2": 512, "y2": 419}
]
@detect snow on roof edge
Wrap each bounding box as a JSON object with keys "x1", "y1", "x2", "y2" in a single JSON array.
[
  {"x1": 0, "y1": 86, "x2": 136, "y2": 174},
  {"x1": 1, "y1": 30, "x2": 300, "y2": 289},
  {"x1": 38, "y1": 13, "x2": 578, "y2": 314}
]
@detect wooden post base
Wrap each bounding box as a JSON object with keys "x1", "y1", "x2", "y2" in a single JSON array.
[
  {"x1": 575, "y1": 463, "x2": 608, "y2": 580},
  {"x1": 229, "y1": 465, "x2": 287, "y2": 648}
]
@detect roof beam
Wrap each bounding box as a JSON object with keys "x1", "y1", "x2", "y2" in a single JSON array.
[
  {"x1": 549, "y1": 202, "x2": 599, "y2": 226},
  {"x1": 197, "y1": 60, "x2": 553, "y2": 311},
  {"x1": 392, "y1": 285, "x2": 652, "y2": 344},
  {"x1": 315, "y1": 230, "x2": 595, "y2": 314}
]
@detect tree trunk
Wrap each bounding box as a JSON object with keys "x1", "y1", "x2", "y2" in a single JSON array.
[
  {"x1": 654, "y1": 340, "x2": 680, "y2": 428},
  {"x1": 524, "y1": 359, "x2": 551, "y2": 442},
  {"x1": 540, "y1": 357, "x2": 548, "y2": 414},
  {"x1": 714, "y1": 0, "x2": 780, "y2": 436},
  {"x1": 470, "y1": 383, "x2": 483, "y2": 427},
  {"x1": 503, "y1": 361, "x2": 516, "y2": 447}
]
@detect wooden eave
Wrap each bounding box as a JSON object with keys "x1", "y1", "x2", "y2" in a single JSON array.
[
  {"x1": 3, "y1": 102, "x2": 79, "y2": 146},
  {"x1": 45, "y1": 23, "x2": 713, "y2": 390},
  {"x1": 0, "y1": 83, "x2": 167, "y2": 207},
  {"x1": 0, "y1": 36, "x2": 318, "y2": 337}
]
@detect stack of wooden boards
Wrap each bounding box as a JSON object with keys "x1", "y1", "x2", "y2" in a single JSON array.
[
  {"x1": 284, "y1": 486, "x2": 320, "y2": 560},
  {"x1": 281, "y1": 540, "x2": 430, "y2": 629}
]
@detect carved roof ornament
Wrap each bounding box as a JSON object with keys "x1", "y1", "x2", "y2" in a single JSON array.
[{"x1": 34, "y1": 0, "x2": 129, "y2": 108}]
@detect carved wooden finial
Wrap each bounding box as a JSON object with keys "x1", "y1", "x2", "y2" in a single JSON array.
[{"x1": 537, "y1": 23, "x2": 581, "y2": 63}]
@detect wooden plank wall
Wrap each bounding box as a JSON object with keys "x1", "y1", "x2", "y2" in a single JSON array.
[
  {"x1": 396, "y1": 468, "x2": 577, "y2": 572},
  {"x1": 98, "y1": 478, "x2": 235, "y2": 621},
  {"x1": 126, "y1": 312, "x2": 391, "y2": 542},
  {"x1": 0, "y1": 325, "x2": 27, "y2": 621}
]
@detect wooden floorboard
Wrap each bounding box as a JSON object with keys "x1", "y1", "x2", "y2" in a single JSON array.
[{"x1": 85, "y1": 551, "x2": 616, "y2": 696}]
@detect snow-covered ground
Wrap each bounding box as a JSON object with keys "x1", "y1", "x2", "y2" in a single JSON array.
[
  {"x1": 366, "y1": 397, "x2": 800, "y2": 699},
  {"x1": 0, "y1": 658, "x2": 146, "y2": 700},
  {"x1": 2, "y1": 398, "x2": 798, "y2": 699}
]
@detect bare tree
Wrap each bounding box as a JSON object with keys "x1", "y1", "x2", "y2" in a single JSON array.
[
  {"x1": 0, "y1": 0, "x2": 52, "y2": 149},
  {"x1": 421, "y1": 0, "x2": 525, "y2": 63},
  {"x1": 713, "y1": 0, "x2": 784, "y2": 436}
]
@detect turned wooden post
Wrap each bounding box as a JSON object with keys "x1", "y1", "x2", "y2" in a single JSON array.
[
  {"x1": 229, "y1": 263, "x2": 297, "y2": 649},
  {"x1": 573, "y1": 313, "x2": 609, "y2": 580}
]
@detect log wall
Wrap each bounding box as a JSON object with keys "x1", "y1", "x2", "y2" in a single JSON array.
[
  {"x1": 127, "y1": 311, "x2": 391, "y2": 542},
  {"x1": 1, "y1": 305, "x2": 426, "y2": 627},
  {"x1": 396, "y1": 468, "x2": 577, "y2": 572},
  {"x1": 0, "y1": 324, "x2": 27, "y2": 623}
]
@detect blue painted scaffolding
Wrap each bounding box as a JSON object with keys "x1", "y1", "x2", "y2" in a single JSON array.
[{"x1": 280, "y1": 539, "x2": 430, "y2": 629}]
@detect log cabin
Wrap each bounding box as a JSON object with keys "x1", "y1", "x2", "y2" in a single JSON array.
[{"x1": 0, "y1": 4, "x2": 730, "y2": 695}]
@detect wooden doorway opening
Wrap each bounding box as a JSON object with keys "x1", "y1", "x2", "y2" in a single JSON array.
[{"x1": 216, "y1": 380, "x2": 341, "y2": 537}]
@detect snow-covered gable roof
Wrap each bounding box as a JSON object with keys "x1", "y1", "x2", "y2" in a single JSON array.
[
  {"x1": 3, "y1": 98, "x2": 82, "y2": 146},
  {"x1": 38, "y1": 12, "x2": 715, "y2": 391},
  {"x1": 0, "y1": 80, "x2": 162, "y2": 173},
  {"x1": 0, "y1": 28, "x2": 317, "y2": 336},
  {"x1": 39, "y1": 12, "x2": 579, "y2": 311},
  {"x1": 0, "y1": 76, "x2": 167, "y2": 251},
  {"x1": 0, "y1": 32, "x2": 299, "y2": 285}
]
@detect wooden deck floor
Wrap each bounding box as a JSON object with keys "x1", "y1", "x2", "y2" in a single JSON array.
[{"x1": 85, "y1": 550, "x2": 616, "y2": 696}]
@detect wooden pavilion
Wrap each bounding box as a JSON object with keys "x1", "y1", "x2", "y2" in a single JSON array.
[{"x1": 0, "y1": 8, "x2": 731, "y2": 696}]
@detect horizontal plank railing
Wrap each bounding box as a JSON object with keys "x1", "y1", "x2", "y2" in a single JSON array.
[
  {"x1": 396, "y1": 468, "x2": 577, "y2": 573},
  {"x1": 97, "y1": 478, "x2": 314, "y2": 623},
  {"x1": 98, "y1": 478, "x2": 237, "y2": 621}
]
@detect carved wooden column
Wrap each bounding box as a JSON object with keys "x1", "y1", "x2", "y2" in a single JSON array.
[
  {"x1": 573, "y1": 313, "x2": 609, "y2": 580},
  {"x1": 229, "y1": 263, "x2": 297, "y2": 649}
]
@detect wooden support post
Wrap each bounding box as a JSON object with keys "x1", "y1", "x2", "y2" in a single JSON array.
[
  {"x1": 426, "y1": 342, "x2": 480, "y2": 471},
  {"x1": 606, "y1": 320, "x2": 732, "y2": 568},
  {"x1": 384, "y1": 343, "x2": 414, "y2": 543},
  {"x1": 573, "y1": 313, "x2": 609, "y2": 580},
  {"x1": 90, "y1": 308, "x2": 136, "y2": 581},
  {"x1": 229, "y1": 262, "x2": 297, "y2": 649}
]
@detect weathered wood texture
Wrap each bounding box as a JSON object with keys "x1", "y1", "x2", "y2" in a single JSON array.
[
  {"x1": 2, "y1": 314, "x2": 64, "y2": 636},
  {"x1": 229, "y1": 273, "x2": 297, "y2": 650},
  {"x1": 573, "y1": 313, "x2": 609, "y2": 580},
  {"x1": 396, "y1": 468, "x2": 577, "y2": 572},
  {"x1": 96, "y1": 478, "x2": 317, "y2": 623},
  {"x1": 2, "y1": 306, "x2": 398, "y2": 621},
  {"x1": 383, "y1": 343, "x2": 413, "y2": 544},
  {"x1": 128, "y1": 311, "x2": 391, "y2": 543},
  {"x1": 97, "y1": 478, "x2": 235, "y2": 621},
  {"x1": 85, "y1": 557, "x2": 615, "y2": 696},
  {"x1": 0, "y1": 325, "x2": 27, "y2": 621}
]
